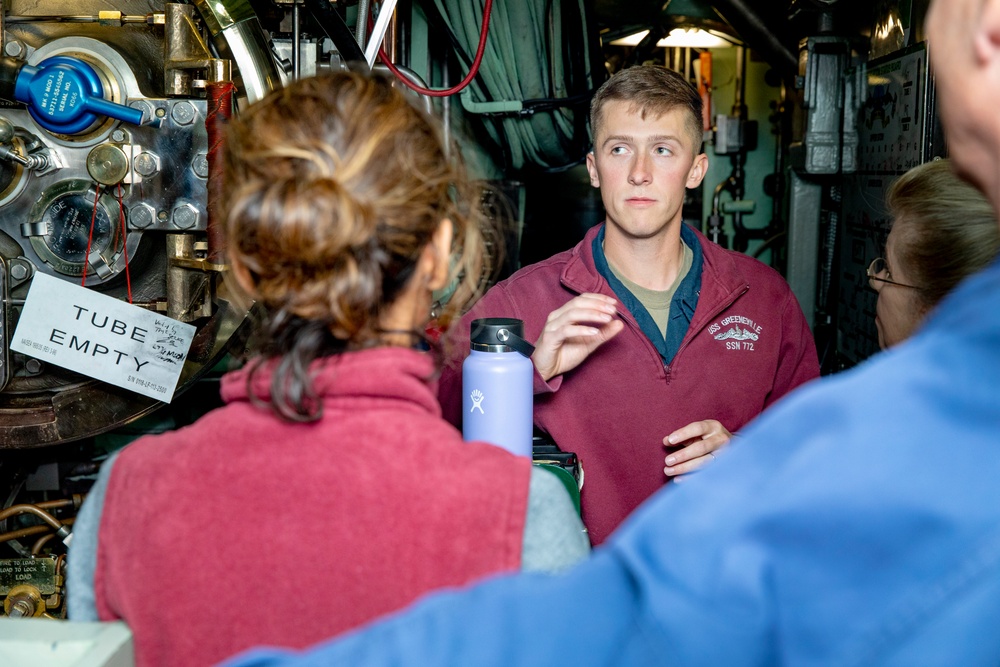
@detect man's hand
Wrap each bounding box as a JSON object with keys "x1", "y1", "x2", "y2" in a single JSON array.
[
  {"x1": 532, "y1": 293, "x2": 624, "y2": 382},
  {"x1": 663, "y1": 420, "x2": 733, "y2": 479}
]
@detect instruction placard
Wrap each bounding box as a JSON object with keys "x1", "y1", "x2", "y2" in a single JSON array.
[{"x1": 11, "y1": 273, "x2": 196, "y2": 402}]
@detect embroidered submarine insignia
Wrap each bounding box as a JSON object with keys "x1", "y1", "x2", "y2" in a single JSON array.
[{"x1": 714, "y1": 325, "x2": 759, "y2": 342}]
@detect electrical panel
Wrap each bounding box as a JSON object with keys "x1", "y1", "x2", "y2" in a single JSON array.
[{"x1": 836, "y1": 42, "x2": 941, "y2": 366}]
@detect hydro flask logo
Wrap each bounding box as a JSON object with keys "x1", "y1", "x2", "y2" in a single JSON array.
[{"x1": 469, "y1": 389, "x2": 485, "y2": 414}]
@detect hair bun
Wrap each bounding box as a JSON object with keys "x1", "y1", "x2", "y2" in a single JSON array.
[{"x1": 223, "y1": 71, "x2": 489, "y2": 354}]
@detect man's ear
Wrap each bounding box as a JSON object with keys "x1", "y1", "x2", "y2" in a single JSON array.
[
  {"x1": 422, "y1": 219, "x2": 454, "y2": 291},
  {"x1": 686, "y1": 153, "x2": 709, "y2": 189},
  {"x1": 975, "y1": 0, "x2": 1000, "y2": 65},
  {"x1": 585, "y1": 151, "x2": 601, "y2": 188}
]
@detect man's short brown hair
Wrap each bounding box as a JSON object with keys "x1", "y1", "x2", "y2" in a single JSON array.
[{"x1": 590, "y1": 65, "x2": 703, "y2": 150}]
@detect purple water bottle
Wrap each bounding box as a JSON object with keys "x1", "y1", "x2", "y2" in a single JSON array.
[{"x1": 463, "y1": 318, "x2": 535, "y2": 457}]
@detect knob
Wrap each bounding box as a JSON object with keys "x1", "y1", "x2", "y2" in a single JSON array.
[{"x1": 13, "y1": 56, "x2": 143, "y2": 134}]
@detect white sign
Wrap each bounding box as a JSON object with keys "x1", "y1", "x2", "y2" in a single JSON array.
[{"x1": 11, "y1": 273, "x2": 196, "y2": 402}]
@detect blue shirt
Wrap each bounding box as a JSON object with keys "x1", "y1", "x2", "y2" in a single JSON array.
[
  {"x1": 591, "y1": 223, "x2": 702, "y2": 365},
  {"x1": 223, "y1": 258, "x2": 1000, "y2": 666}
]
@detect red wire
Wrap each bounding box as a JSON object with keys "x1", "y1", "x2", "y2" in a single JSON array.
[
  {"x1": 82, "y1": 184, "x2": 101, "y2": 287},
  {"x1": 116, "y1": 183, "x2": 133, "y2": 303},
  {"x1": 376, "y1": 0, "x2": 494, "y2": 97}
]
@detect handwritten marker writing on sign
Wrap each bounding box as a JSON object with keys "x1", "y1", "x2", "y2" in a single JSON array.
[{"x1": 11, "y1": 273, "x2": 196, "y2": 401}]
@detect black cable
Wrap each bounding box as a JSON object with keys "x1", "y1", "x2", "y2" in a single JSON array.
[{"x1": 751, "y1": 231, "x2": 787, "y2": 259}]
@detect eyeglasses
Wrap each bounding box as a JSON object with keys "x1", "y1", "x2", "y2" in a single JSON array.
[{"x1": 867, "y1": 257, "x2": 920, "y2": 290}]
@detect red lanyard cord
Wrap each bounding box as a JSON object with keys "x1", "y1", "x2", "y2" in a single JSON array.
[
  {"x1": 82, "y1": 184, "x2": 102, "y2": 287},
  {"x1": 116, "y1": 183, "x2": 133, "y2": 303},
  {"x1": 81, "y1": 182, "x2": 134, "y2": 303}
]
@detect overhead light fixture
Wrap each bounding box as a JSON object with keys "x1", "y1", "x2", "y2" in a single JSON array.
[{"x1": 609, "y1": 28, "x2": 734, "y2": 49}]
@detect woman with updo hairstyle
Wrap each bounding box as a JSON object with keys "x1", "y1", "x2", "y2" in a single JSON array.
[
  {"x1": 67, "y1": 72, "x2": 588, "y2": 667},
  {"x1": 868, "y1": 158, "x2": 1000, "y2": 349}
]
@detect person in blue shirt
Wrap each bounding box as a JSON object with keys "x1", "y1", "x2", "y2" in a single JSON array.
[{"x1": 221, "y1": 0, "x2": 1000, "y2": 664}]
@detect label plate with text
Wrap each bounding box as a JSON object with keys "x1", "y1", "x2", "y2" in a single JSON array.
[{"x1": 11, "y1": 273, "x2": 196, "y2": 402}]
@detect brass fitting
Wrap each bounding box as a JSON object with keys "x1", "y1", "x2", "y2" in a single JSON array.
[{"x1": 4, "y1": 584, "x2": 45, "y2": 617}]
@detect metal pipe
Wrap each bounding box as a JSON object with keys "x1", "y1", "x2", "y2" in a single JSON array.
[
  {"x1": 397, "y1": 0, "x2": 412, "y2": 65},
  {"x1": 364, "y1": 0, "x2": 398, "y2": 67},
  {"x1": 356, "y1": 0, "x2": 370, "y2": 49},
  {"x1": 372, "y1": 62, "x2": 433, "y2": 116},
  {"x1": 726, "y1": 45, "x2": 748, "y2": 246},
  {"x1": 31, "y1": 532, "x2": 55, "y2": 555},
  {"x1": 442, "y1": 50, "x2": 451, "y2": 161},
  {"x1": 733, "y1": 45, "x2": 746, "y2": 118},
  {"x1": 192, "y1": 0, "x2": 282, "y2": 103},
  {"x1": 769, "y1": 83, "x2": 789, "y2": 237},
  {"x1": 0, "y1": 504, "x2": 64, "y2": 531},
  {"x1": 35, "y1": 498, "x2": 79, "y2": 511},
  {"x1": 712, "y1": 173, "x2": 739, "y2": 215},
  {"x1": 387, "y1": 5, "x2": 398, "y2": 63},
  {"x1": 4, "y1": 14, "x2": 152, "y2": 23},
  {"x1": 305, "y1": 0, "x2": 367, "y2": 67},
  {"x1": 709, "y1": 0, "x2": 797, "y2": 80},
  {"x1": 0, "y1": 517, "x2": 75, "y2": 544},
  {"x1": 292, "y1": 0, "x2": 301, "y2": 79}
]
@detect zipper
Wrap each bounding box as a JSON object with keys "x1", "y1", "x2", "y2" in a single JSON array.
[
  {"x1": 562, "y1": 271, "x2": 667, "y2": 377},
  {"x1": 614, "y1": 305, "x2": 666, "y2": 376},
  {"x1": 662, "y1": 282, "x2": 750, "y2": 384}
]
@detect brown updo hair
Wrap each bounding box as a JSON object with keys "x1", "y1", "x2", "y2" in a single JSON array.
[
  {"x1": 589, "y1": 65, "x2": 703, "y2": 150},
  {"x1": 887, "y1": 158, "x2": 1000, "y2": 311},
  {"x1": 224, "y1": 71, "x2": 490, "y2": 421}
]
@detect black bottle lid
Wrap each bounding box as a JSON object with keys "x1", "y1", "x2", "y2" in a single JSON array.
[{"x1": 469, "y1": 318, "x2": 535, "y2": 357}]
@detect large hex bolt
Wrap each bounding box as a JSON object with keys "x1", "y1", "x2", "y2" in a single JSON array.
[
  {"x1": 171, "y1": 203, "x2": 200, "y2": 230},
  {"x1": 134, "y1": 152, "x2": 160, "y2": 177},
  {"x1": 170, "y1": 101, "x2": 197, "y2": 126},
  {"x1": 130, "y1": 202, "x2": 156, "y2": 229},
  {"x1": 9, "y1": 261, "x2": 29, "y2": 281},
  {"x1": 192, "y1": 153, "x2": 209, "y2": 179},
  {"x1": 129, "y1": 100, "x2": 154, "y2": 125},
  {"x1": 3, "y1": 40, "x2": 24, "y2": 58}
]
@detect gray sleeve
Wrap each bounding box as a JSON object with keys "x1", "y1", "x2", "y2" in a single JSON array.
[
  {"x1": 67, "y1": 451, "x2": 120, "y2": 622},
  {"x1": 520, "y1": 467, "x2": 590, "y2": 573}
]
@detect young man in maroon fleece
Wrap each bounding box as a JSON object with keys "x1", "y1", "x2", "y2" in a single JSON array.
[{"x1": 439, "y1": 65, "x2": 819, "y2": 546}]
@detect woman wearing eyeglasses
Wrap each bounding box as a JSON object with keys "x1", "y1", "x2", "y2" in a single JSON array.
[{"x1": 868, "y1": 158, "x2": 1000, "y2": 349}]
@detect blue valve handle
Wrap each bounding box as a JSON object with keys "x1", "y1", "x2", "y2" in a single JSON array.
[{"x1": 12, "y1": 56, "x2": 142, "y2": 134}]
